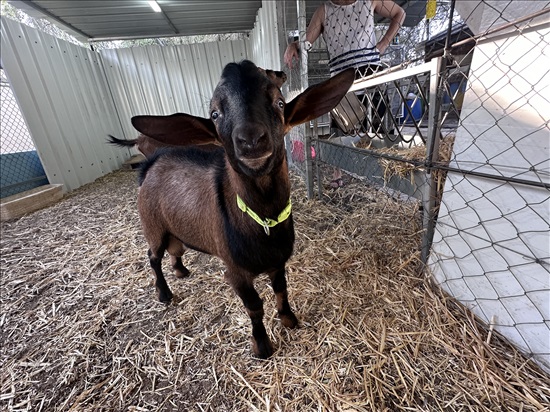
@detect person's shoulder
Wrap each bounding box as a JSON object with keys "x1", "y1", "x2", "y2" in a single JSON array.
[
  {"x1": 371, "y1": 0, "x2": 383, "y2": 10},
  {"x1": 312, "y1": 3, "x2": 326, "y2": 22}
]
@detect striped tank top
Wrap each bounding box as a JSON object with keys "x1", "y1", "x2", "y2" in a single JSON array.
[{"x1": 322, "y1": 0, "x2": 381, "y2": 76}]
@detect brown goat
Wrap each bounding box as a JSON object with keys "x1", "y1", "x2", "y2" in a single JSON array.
[{"x1": 131, "y1": 60, "x2": 354, "y2": 358}]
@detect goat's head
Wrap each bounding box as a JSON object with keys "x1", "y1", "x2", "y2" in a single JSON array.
[
  {"x1": 131, "y1": 60, "x2": 354, "y2": 177},
  {"x1": 204, "y1": 60, "x2": 288, "y2": 175}
]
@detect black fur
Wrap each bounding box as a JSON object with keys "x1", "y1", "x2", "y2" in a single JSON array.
[{"x1": 107, "y1": 134, "x2": 136, "y2": 147}]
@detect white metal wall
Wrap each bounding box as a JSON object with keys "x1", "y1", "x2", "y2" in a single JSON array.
[
  {"x1": 99, "y1": 0, "x2": 281, "y2": 142},
  {"x1": 0, "y1": 0, "x2": 283, "y2": 193},
  {"x1": 99, "y1": 40, "x2": 250, "y2": 141},
  {"x1": 428, "y1": 22, "x2": 550, "y2": 372},
  {"x1": 250, "y1": 0, "x2": 282, "y2": 71},
  {"x1": 0, "y1": 17, "x2": 126, "y2": 193}
]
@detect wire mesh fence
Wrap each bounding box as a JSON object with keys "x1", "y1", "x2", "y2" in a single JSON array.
[
  {"x1": 280, "y1": 0, "x2": 550, "y2": 373},
  {"x1": 0, "y1": 69, "x2": 48, "y2": 199}
]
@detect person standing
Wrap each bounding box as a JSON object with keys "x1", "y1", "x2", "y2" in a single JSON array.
[
  {"x1": 285, "y1": 0, "x2": 405, "y2": 75},
  {"x1": 284, "y1": 0, "x2": 405, "y2": 187}
]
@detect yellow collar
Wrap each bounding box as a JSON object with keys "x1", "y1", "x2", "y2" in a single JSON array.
[{"x1": 236, "y1": 194, "x2": 292, "y2": 236}]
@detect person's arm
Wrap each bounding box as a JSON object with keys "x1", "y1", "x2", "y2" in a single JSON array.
[
  {"x1": 284, "y1": 5, "x2": 325, "y2": 68},
  {"x1": 373, "y1": 0, "x2": 406, "y2": 54}
]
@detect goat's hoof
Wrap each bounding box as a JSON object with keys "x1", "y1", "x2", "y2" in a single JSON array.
[
  {"x1": 174, "y1": 267, "x2": 190, "y2": 278},
  {"x1": 252, "y1": 337, "x2": 274, "y2": 359},
  {"x1": 157, "y1": 289, "x2": 173, "y2": 303},
  {"x1": 280, "y1": 311, "x2": 299, "y2": 329}
]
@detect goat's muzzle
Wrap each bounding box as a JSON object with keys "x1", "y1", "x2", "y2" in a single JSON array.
[{"x1": 233, "y1": 123, "x2": 273, "y2": 170}]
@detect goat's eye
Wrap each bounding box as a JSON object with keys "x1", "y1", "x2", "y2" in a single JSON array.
[
  {"x1": 211, "y1": 111, "x2": 220, "y2": 120},
  {"x1": 277, "y1": 99, "x2": 285, "y2": 109}
]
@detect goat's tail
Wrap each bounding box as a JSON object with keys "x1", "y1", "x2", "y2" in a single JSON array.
[{"x1": 107, "y1": 135, "x2": 138, "y2": 148}]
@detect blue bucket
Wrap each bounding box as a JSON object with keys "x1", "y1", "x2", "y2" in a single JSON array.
[{"x1": 402, "y1": 97, "x2": 423, "y2": 124}]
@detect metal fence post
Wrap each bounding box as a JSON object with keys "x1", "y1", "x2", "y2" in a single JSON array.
[
  {"x1": 422, "y1": 0, "x2": 456, "y2": 264},
  {"x1": 421, "y1": 56, "x2": 444, "y2": 264},
  {"x1": 297, "y1": 0, "x2": 314, "y2": 199}
]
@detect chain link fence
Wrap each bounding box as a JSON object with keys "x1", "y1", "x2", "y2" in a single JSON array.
[
  {"x1": 280, "y1": 0, "x2": 550, "y2": 372},
  {"x1": 0, "y1": 69, "x2": 48, "y2": 199}
]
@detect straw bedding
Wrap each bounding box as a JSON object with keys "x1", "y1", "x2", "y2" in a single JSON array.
[{"x1": 1, "y1": 168, "x2": 548, "y2": 411}]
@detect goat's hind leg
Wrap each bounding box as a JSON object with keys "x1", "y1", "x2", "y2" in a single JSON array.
[
  {"x1": 148, "y1": 248, "x2": 173, "y2": 303},
  {"x1": 268, "y1": 267, "x2": 298, "y2": 328},
  {"x1": 167, "y1": 236, "x2": 190, "y2": 278}
]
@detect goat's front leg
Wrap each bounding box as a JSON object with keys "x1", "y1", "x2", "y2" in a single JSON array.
[
  {"x1": 268, "y1": 268, "x2": 298, "y2": 328},
  {"x1": 231, "y1": 277, "x2": 273, "y2": 359}
]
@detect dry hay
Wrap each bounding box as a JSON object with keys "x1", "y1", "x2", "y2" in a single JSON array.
[
  {"x1": 1, "y1": 169, "x2": 548, "y2": 412},
  {"x1": 358, "y1": 134, "x2": 456, "y2": 194}
]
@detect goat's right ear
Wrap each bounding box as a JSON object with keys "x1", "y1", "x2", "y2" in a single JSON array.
[
  {"x1": 284, "y1": 68, "x2": 355, "y2": 131},
  {"x1": 131, "y1": 113, "x2": 219, "y2": 146}
]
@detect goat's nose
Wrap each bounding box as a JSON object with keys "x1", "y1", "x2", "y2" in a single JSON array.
[
  {"x1": 237, "y1": 134, "x2": 265, "y2": 149},
  {"x1": 234, "y1": 125, "x2": 268, "y2": 150}
]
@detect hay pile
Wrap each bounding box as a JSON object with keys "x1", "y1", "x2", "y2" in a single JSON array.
[
  {"x1": 374, "y1": 134, "x2": 455, "y2": 193},
  {"x1": 1, "y1": 169, "x2": 548, "y2": 411},
  {"x1": 354, "y1": 133, "x2": 455, "y2": 192}
]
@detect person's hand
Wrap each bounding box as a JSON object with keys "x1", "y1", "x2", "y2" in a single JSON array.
[{"x1": 284, "y1": 42, "x2": 299, "y2": 68}]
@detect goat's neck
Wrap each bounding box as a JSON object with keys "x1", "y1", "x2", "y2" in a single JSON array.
[{"x1": 228, "y1": 159, "x2": 290, "y2": 215}]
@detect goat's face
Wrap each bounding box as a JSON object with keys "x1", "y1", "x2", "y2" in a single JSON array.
[
  {"x1": 209, "y1": 61, "x2": 288, "y2": 176},
  {"x1": 131, "y1": 60, "x2": 355, "y2": 177}
]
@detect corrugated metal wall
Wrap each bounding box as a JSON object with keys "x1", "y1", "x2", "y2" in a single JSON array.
[
  {"x1": 0, "y1": 17, "x2": 126, "y2": 193},
  {"x1": 0, "y1": 0, "x2": 282, "y2": 193},
  {"x1": 250, "y1": 1, "x2": 282, "y2": 71},
  {"x1": 99, "y1": 40, "x2": 250, "y2": 140},
  {"x1": 99, "y1": 0, "x2": 281, "y2": 140}
]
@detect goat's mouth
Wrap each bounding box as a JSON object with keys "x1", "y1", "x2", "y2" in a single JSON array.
[{"x1": 239, "y1": 152, "x2": 273, "y2": 170}]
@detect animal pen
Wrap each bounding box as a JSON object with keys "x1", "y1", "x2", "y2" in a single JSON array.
[{"x1": 1, "y1": 0, "x2": 549, "y2": 410}]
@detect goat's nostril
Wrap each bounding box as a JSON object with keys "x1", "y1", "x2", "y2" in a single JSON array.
[
  {"x1": 237, "y1": 134, "x2": 266, "y2": 149},
  {"x1": 252, "y1": 133, "x2": 266, "y2": 146},
  {"x1": 237, "y1": 136, "x2": 252, "y2": 149}
]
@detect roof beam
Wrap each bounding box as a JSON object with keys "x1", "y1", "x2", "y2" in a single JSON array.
[
  {"x1": 17, "y1": 0, "x2": 92, "y2": 40},
  {"x1": 155, "y1": 2, "x2": 179, "y2": 36}
]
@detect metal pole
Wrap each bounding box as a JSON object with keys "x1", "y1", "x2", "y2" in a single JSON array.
[
  {"x1": 297, "y1": 0, "x2": 309, "y2": 92},
  {"x1": 297, "y1": 0, "x2": 314, "y2": 199},
  {"x1": 421, "y1": 56, "x2": 444, "y2": 264},
  {"x1": 421, "y1": 0, "x2": 455, "y2": 264},
  {"x1": 313, "y1": 118, "x2": 323, "y2": 199},
  {"x1": 444, "y1": 0, "x2": 456, "y2": 54}
]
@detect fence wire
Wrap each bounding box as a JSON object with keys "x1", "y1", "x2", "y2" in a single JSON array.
[
  {"x1": 280, "y1": 0, "x2": 550, "y2": 373},
  {"x1": 0, "y1": 69, "x2": 48, "y2": 199}
]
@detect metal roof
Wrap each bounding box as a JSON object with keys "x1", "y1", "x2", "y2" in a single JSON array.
[
  {"x1": 7, "y1": 0, "x2": 427, "y2": 43},
  {"x1": 7, "y1": 0, "x2": 263, "y2": 42}
]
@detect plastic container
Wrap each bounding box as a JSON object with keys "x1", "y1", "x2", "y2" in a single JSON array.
[{"x1": 402, "y1": 94, "x2": 423, "y2": 124}]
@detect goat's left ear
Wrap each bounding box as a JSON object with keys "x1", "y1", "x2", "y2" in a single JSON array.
[
  {"x1": 131, "y1": 113, "x2": 219, "y2": 146},
  {"x1": 258, "y1": 67, "x2": 287, "y2": 89},
  {"x1": 284, "y1": 68, "x2": 355, "y2": 130}
]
